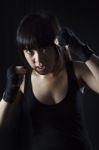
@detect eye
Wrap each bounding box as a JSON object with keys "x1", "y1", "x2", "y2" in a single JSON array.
[
  {"x1": 26, "y1": 50, "x2": 34, "y2": 55},
  {"x1": 26, "y1": 50, "x2": 31, "y2": 54},
  {"x1": 42, "y1": 49, "x2": 46, "y2": 54},
  {"x1": 42, "y1": 48, "x2": 51, "y2": 54}
]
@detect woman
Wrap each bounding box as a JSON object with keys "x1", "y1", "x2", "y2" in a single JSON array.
[{"x1": 0, "y1": 11, "x2": 99, "y2": 150}]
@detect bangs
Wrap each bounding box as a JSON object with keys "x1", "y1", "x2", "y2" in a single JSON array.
[
  {"x1": 16, "y1": 14, "x2": 40, "y2": 50},
  {"x1": 16, "y1": 13, "x2": 60, "y2": 51},
  {"x1": 17, "y1": 29, "x2": 38, "y2": 51}
]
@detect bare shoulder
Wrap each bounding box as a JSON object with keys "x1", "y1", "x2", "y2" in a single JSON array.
[
  {"x1": 73, "y1": 60, "x2": 93, "y2": 79},
  {"x1": 72, "y1": 60, "x2": 84, "y2": 79},
  {"x1": 72, "y1": 60, "x2": 99, "y2": 94}
]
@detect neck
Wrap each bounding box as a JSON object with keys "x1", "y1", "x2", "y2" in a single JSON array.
[
  {"x1": 32, "y1": 59, "x2": 66, "y2": 80},
  {"x1": 52, "y1": 48, "x2": 66, "y2": 75}
]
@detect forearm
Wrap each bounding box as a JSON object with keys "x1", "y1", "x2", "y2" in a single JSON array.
[
  {"x1": 58, "y1": 27, "x2": 99, "y2": 83},
  {"x1": 0, "y1": 91, "x2": 23, "y2": 128},
  {"x1": 85, "y1": 54, "x2": 99, "y2": 81},
  {"x1": 0, "y1": 100, "x2": 12, "y2": 128}
]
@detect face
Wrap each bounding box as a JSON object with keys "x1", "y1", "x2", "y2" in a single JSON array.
[{"x1": 23, "y1": 46, "x2": 58, "y2": 75}]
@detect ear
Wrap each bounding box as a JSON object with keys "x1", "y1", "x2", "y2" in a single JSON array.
[{"x1": 54, "y1": 38, "x2": 59, "y2": 46}]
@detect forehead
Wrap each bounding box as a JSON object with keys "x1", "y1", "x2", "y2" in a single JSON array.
[{"x1": 24, "y1": 45, "x2": 56, "y2": 52}]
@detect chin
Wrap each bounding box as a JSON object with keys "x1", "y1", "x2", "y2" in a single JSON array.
[{"x1": 35, "y1": 68, "x2": 52, "y2": 75}]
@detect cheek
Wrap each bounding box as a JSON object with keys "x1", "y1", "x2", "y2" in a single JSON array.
[
  {"x1": 24, "y1": 53, "x2": 33, "y2": 65},
  {"x1": 24, "y1": 54, "x2": 29, "y2": 62},
  {"x1": 23, "y1": 52, "x2": 28, "y2": 60},
  {"x1": 47, "y1": 54, "x2": 56, "y2": 66}
]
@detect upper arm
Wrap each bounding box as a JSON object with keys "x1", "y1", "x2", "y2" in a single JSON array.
[
  {"x1": 74, "y1": 61, "x2": 99, "y2": 94},
  {"x1": 0, "y1": 75, "x2": 25, "y2": 104}
]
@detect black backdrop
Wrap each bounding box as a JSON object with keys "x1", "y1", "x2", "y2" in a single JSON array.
[{"x1": 0, "y1": 0, "x2": 99, "y2": 150}]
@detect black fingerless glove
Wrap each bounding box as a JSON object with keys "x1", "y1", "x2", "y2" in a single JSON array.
[
  {"x1": 58, "y1": 27, "x2": 94, "y2": 62},
  {"x1": 3, "y1": 65, "x2": 20, "y2": 103}
]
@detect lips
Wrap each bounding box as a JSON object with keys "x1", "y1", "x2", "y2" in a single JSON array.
[{"x1": 36, "y1": 65, "x2": 46, "y2": 72}]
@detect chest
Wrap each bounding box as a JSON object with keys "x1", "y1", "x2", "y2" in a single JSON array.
[{"x1": 31, "y1": 72, "x2": 69, "y2": 105}]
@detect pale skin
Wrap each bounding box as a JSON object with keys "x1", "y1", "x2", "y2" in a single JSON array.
[{"x1": 0, "y1": 42, "x2": 99, "y2": 127}]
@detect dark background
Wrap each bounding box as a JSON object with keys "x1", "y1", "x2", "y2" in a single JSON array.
[{"x1": 0, "y1": 0, "x2": 99, "y2": 150}]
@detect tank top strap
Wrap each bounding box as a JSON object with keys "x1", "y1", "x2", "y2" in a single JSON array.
[
  {"x1": 24, "y1": 60, "x2": 79, "y2": 94},
  {"x1": 24, "y1": 71, "x2": 31, "y2": 95},
  {"x1": 23, "y1": 71, "x2": 32, "y2": 110},
  {"x1": 23, "y1": 60, "x2": 80, "y2": 109}
]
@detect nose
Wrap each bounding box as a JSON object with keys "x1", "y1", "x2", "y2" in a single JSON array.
[{"x1": 32, "y1": 51, "x2": 43, "y2": 67}]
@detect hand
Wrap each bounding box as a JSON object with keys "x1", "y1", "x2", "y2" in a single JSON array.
[
  {"x1": 57, "y1": 27, "x2": 84, "y2": 47},
  {"x1": 3, "y1": 65, "x2": 26, "y2": 103},
  {"x1": 58, "y1": 27, "x2": 94, "y2": 62}
]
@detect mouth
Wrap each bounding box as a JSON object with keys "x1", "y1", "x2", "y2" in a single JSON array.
[{"x1": 35, "y1": 65, "x2": 46, "y2": 72}]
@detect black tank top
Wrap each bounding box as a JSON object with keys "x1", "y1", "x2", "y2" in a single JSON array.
[{"x1": 21, "y1": 61, "x2": 93, "y2": 150}]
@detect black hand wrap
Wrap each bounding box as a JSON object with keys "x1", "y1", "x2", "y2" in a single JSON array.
[
  {"x1": 58, "y1": 27, "x2": 94, "y2": 62},
  {"x1": 3, "y1": 65, "x2": 20, "y2": 104}
]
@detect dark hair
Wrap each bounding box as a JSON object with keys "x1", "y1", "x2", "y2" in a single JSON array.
[
  {"x1": 17, "y1": 12, "x2": 61, "y2": 49},
  {"x1": 16, "y1": 11, "x2": 61, "y2": 70}
]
